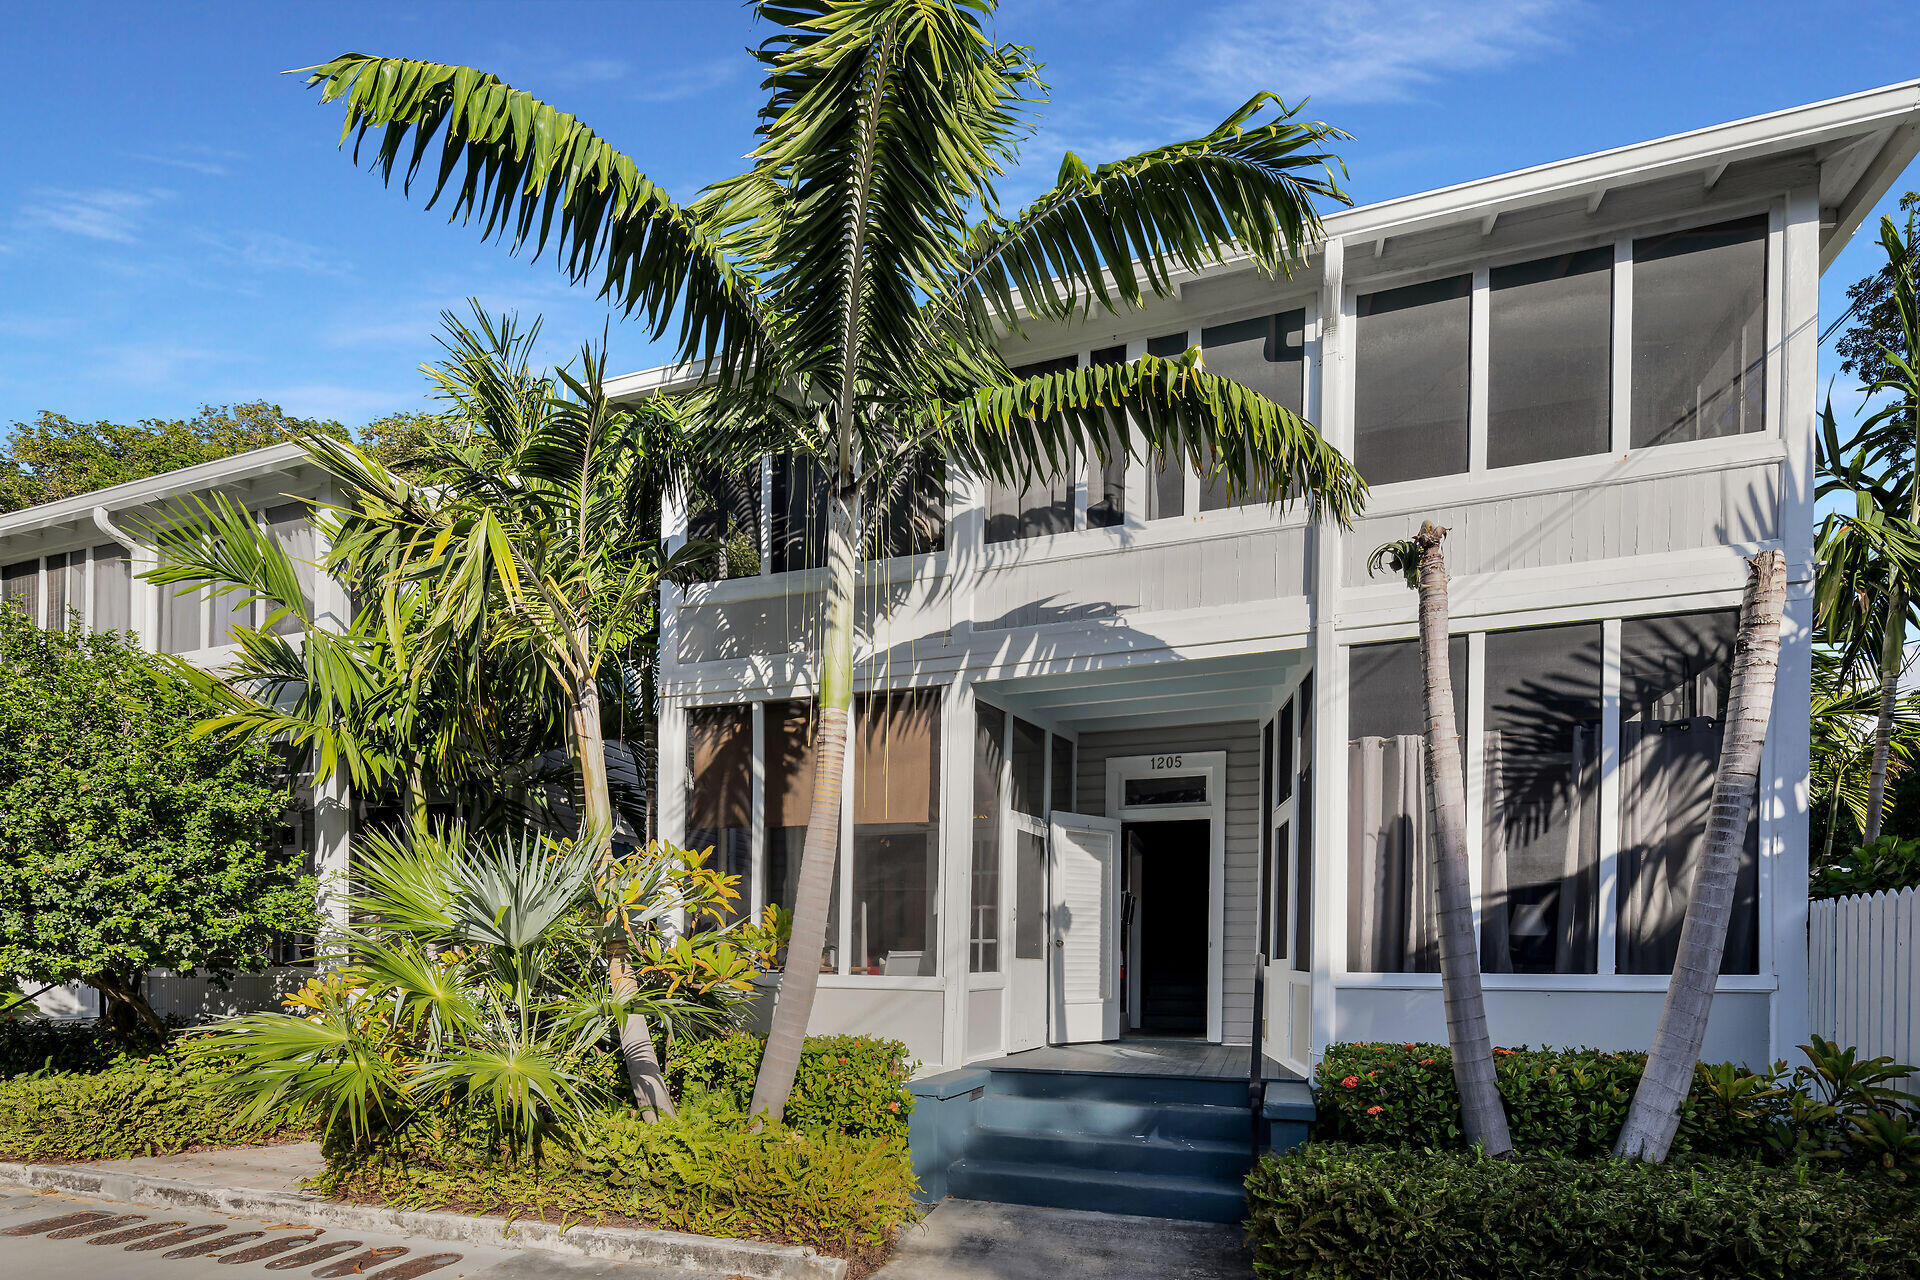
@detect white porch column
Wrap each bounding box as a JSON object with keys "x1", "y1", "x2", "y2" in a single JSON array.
[
  {"x1": 1310, "y1": 237, "x2": 1350, "y2": 1064},
  {"x1": 937, "y1": 673, "x2": 974, "y2": 1071},
  {"x1": 308, "y1": 492, "x2": 354, "y2": 958}
]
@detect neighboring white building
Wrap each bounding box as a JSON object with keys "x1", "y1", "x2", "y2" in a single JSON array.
[
  {"x1": 6, "y1": 81, "x2": 1919, "y2": 1081},
  {"x1": 636, "y1": 80, "x2": 1920, "y2": 1079}
]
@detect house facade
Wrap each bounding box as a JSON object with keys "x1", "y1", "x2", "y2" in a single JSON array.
[{"x1": 639, "y1": 81, "x2": 1920, "y2": 1081}]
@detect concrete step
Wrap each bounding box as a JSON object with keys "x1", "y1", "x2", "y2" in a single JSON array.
[
  {"x1": 983, "y1": 1093, "x2": 1252, "y2": 1144},
  {"x1": 946, "y1": 1158, "x2": 1248, "y2": 1223},
  {"x1": 967, "y1": 1124, "x2": 1257, "y2": 1180},
  {"x1": 987, "y1": 1068, "x2": 1252, "y2": 1109}
]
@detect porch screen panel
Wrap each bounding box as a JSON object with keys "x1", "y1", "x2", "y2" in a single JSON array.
[
  {"x1": 266, "y1": 504, "x2": 318, "y2": 635},
  {"x1": 1618, "y1": 611, "x2": 1759, "y2": 974},
  {"x1": 62, "y1": 550, "x2": 88, "y2": 630},
  {"x1": 686, "y1": 466, "x2": 763, "y2": 581},
  {"x1": 771, "y1": 455, "x2": 829, "y2": 574},
  {"x1": 42, "y1": 553, "x2": 67, "y2": 629},
  {"x1": 1015, "y1": 829, "x2": 1046, "y2": 960},
  {"x1": 1010, "y1": 716, "x2": 1046, "y2": 817},
  {"x1": 1147, "y1": 333, "x2": 1189, "y2": 519},
  {"x1": 157, "y1": 551, "x2": 206, "y2": 653},
  {"x1": 767, "y1": 699, "x2": 838, "y2": 969},
  {"x1": 850, "y1": 689, "x2": 940, "y2": 976},
  {"x1": 1631, "y1": 215, "x2": 1767, "y2": 448},
  {"x1": 1481, "y1": 623, "x2": 1602, "y2": 974},
  {"x1": 1276, "y1": 698, "x2": 1295, "y2": 804},
  {"x1": 686, "y1": 704, "x2": 752, "y2": 920},
  {"x1": 1199, "y1": 309, "x2": 1305, "y2": 510},
  {"x1": 1294, "y1": 674, "x2": 1313, "y2": 973},
  {"x1": 869, "y1": 454, "x2": 945, "y2": 559},
  {"x1": 1050, "y1": 734, "x2": 1074, "y2": 814},
  {"x1": 1347, "y1": 638, "x2": 1465, "y2": 972},
  {"x1": 1489, "y1": 248, "x2": 1612, "y2": 468},
  {"x1": 90, "y1": 544, "x2": 130, "y2": 634},
  {"x1": 1262, "y1": 717, "x2": 1275, "y2": 954},
  {"x1": 3, "y1": 559, "x2": 39, "y2": 625},
  {"x1": 972, "y1": 703, "x2": 1006, "y2": 972},
  {"x1": 987, "y1": 357, "x2": 1076, "y2": 544},
  {"x1": 1354, "y1": 275, "x2": 1471, "y2": 485},
  {"x1": 1086, "y1": 344, "x2": 1128, "y2": 528}
]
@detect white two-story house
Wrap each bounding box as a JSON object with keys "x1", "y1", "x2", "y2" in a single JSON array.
[{"x1": 634, "y1": 80, "x2": 1920, "y2": 1096}]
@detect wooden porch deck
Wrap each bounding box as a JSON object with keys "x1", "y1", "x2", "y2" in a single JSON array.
[{"x1": 974, "y1": 1037, "x2": 1302, "y2": 1081}]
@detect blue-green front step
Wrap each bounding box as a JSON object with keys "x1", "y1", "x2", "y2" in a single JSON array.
[{"x1": 908, "y1": 1063, "x2": 1313, "y2": 1222}]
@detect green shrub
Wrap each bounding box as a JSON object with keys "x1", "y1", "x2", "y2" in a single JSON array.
[
  {"x1": 0, "y1": 1056, "x2": 308, "y2": 1161},
  {"x1": 1245, "y1": 1143, "x2": 1920, "y2": 1280},
  {"x1": 0, "y1": 1017, "x2": 170, "y2": 1079},
  {"x1": 1812, "y1": 835, "x2": 1920, "y2": 898},
  {"x1": 665, "y1": 1033, "x2": 913, "y2": 1142},
  {"x1": 317, "y1": 1103, "x2": 919, "y2": 1261}
]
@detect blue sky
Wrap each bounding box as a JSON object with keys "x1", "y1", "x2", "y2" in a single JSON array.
[{"x1": 1, "y1": 0, "x2": 1916, "y2": 437}]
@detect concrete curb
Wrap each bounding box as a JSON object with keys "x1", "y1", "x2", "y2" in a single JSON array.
[{"x1": 0, "y1": 1160, "x2": 847, "y2": 1280}]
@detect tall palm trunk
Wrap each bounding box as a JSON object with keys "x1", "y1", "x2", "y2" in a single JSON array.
[
  {"x1": 1615, "y1": 549, "x2": 1785, "y2": 1162},
  {"x1": 1408, "y1": 523, "x2": 1512, "y2": 1157},
  {"x1": 749, "y1": 486, "x2": 856, "y2": 1125},
  {"x1": 572, "y1": 660, "x2": 674, "y2": 1120},
  {"x1": 1865, "y1": 565, "x2": 1908, "y2": 843}
]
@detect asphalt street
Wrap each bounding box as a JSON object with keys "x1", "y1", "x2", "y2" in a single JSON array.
[{"x1": 0, "y1": 1189, "x2": 721, "y2": 1280}]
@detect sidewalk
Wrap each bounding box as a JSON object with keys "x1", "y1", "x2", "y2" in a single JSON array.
[{"x1": 873, "y1": 1200, "x2": 1252, "y2": 1280}]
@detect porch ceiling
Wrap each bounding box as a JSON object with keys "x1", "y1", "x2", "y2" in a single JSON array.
[{"x1": 984, "y1": 649, "x2": 1308, "y2": 733}]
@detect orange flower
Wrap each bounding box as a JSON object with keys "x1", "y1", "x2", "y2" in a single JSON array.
[
  {"x1": 888, "y1": 1101, "x2": 900, "y2": 1112},
  {"x1": 1366, "y1": 1105, "x2": 1385, "y2": 1116},
  {"x1": 1420, "y1": 1058, "x2": 1434, "y2": 1066},
  {"x1": 1341, "y1": 1075, "x2": 1360, "y2": 1088}
]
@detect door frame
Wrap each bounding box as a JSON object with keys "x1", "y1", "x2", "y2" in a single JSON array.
[{"x1": 1104, "y1": 751, "x2": 1228, "y2": 1043}]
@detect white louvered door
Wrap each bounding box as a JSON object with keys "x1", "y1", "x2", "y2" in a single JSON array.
[{"x1": 1048, "y1": 812, "x2": 1122, "y2": 1043}]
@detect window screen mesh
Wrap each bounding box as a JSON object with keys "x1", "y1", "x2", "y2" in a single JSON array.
[
  {"x1": 1354, "y1": 276, "x2": 1471, "y2": 485},
  {"x1": 1631, "y1": 216, "x2": 1767, "y2": 448},
  {"x1": 1489, "y1": 249, "x2": 1612, "y2": 468}
]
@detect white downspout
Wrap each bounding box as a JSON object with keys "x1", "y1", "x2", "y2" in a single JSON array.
[{"x1": 91, "y1": 505, "x2": 157, "y2": 651}]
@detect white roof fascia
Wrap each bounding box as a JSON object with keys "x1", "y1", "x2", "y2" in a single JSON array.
[{"x1": 0, "y1": 440, "x2": 312, "y2": 540}]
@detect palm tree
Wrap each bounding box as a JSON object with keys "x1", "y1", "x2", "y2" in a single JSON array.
[
  {"x1": 1370, "y1": 523, "x2": 1512, "y2": 1156},
  {"x1": 1817, "y1": 217, "x2": 1920, "y2": 843},
  {"x1": 1614, "y1": 549, "x2": 1787, "y2": 1163},
  {"x1": 1809, "y1": 649, "x2": 1920, "y2": 859},
  {"x1": 298, "y1": 0, "x2": 1367, "y2": 1123}
]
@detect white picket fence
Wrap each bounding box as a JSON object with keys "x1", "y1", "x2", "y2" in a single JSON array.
[{"x1": 1809, "y1": 887, "x2": 1920, "y2": 1093}]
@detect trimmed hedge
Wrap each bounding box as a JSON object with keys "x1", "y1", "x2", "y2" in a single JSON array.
[
  {"x1": 0, "y1": 1056, "x2": 307, "y2": 1161},
  {"x1": 318, "y1": 1103, "x2": 919, "y2": 1262},
  {"x1": 1245, "y1": 1143, "x2": 1920, "y2": 1280},
  {"x1": 665, "y1": 1032, "x2": 913, "y2": 1142}
]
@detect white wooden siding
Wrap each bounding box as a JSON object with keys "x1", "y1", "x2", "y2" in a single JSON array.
[
  {"x1": 1075, "y1": 721, "x2": 1263, "y2": 1045},
  {"x1": 676, "y1": 572, "x2": 953, "y2": 663},
  {"x1": 1810, "y1": 889, "x2": 1920, "y2": 1095},
  {"x1": 976, "y1": 525, "x2": 1310, "y2": 632},
  {"x1": 1342, "y1": 460, "x2": 1779, "y2": 587}
]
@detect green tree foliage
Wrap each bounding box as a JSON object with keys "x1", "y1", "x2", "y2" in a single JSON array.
[
  {"x1": 1836, "y1": 190, "x2": 1919, "y2": 389},
  {"x1": 0, "y1": 402, "x2": 349, "y2": 514},
  {"x1": 0, "y1": 604, "x2": 316, "y2": 1037}
]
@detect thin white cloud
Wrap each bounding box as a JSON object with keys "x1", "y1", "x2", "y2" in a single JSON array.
[
  {"x1": 195, "y1": 228, "x2": 347, "y2": 276},
  {"x1": 238, "y1": 382, "x2": 428, "y2": 425},
  {"x1": 632, "y1": 56, "x2": 743, "y2": 104},
  {"x1": 125, "y1": 145, "x2": 246, "y2": 178},
  {"x1": 17, "y1": 186, "x2": 172, "y2": 244},
  {"x1": 1174, "y1": 0, "x2": 1579, "y2": 106}
]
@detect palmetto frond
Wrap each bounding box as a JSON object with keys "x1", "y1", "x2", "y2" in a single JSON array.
[{"x1": 299, "y1": 54, "x2": 768, "y2": 378}]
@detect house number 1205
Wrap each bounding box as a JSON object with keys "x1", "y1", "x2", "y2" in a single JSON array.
[{"x1": 1151, "y1": 755, "x2": 1183, "y2": 769}]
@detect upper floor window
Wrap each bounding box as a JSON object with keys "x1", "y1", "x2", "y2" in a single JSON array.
[
  {"x1": 2, "y1": 544, "x2": 131, "y2": 635},
  {"x1": 987, "y1": 356, "x2": 1077, "y2": 544},
  {"x1": 1354, "y1": 275, "x2": 1471, "y2": 485},
  {"x1": 769, "y1": 453, "x2": 944, "y2": 573},
  {"x1": 1086, "y1": 344, "x2": 1128, "y2": 529},
  {"x1": 159, "y1": 504, "x2": 316, "y2": 653},
  {"x1": 1631, "y1": 215, "x2": 1767, "y2": 448},
  {"x1": 1199, "y1": 309, "x2": 1307, "y2": 510},
  {"x1": 687, "y1": 466, "x2": 763, "y2": 580},
  {"x1": 1489, "y1": 249, "x2": 1613, "y2": 468},
  {"x1": 1147, "y1": 332, "x2": 1192, "y2": 519}
]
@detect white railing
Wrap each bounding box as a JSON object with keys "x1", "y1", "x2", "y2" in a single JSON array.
[{"x1": 1809, "y1": 887, "x2": 1919, "y2": 1093}]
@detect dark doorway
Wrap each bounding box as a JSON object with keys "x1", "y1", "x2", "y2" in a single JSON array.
[{"x1": 1123, "y1": 819, "x2": 1210, "y2": 1037}]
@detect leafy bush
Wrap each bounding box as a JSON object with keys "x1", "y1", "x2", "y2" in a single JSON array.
[
  {"x1": 1812, "y1": 834, "x2": 1920, "y2": 898},
  {"x1": 316, "y1": 1103, "x2": 919, "y2": 1262},
  {"x1": 665, "y1": 1032, "x2": 913, "y2": 1142},
  {"x1": 0, "y1": 1056, "x2": 308, "y2": 1162},
  {"x1": 1246, "y1": 1143, "x2": 1920, "y2": 1280},
  {"x1": 0, "y1": 1017, "x2": 171, "y2": 1079},
  {"x1": 1315, "y1": 1039, "x2": 1920, "y2": 1176}
]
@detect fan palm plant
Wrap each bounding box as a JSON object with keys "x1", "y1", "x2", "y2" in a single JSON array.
[{"x1": 298, "y1": 0, "x2": 1367, "y2": 1122}]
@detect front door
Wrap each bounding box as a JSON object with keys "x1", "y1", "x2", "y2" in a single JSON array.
[
  {"x1": 1007, "y1": 823, "x2": 1048, "y2": 1053},
  {"x1": 1048, "y1": 812, "x2": 1122, "y2": 1043}
]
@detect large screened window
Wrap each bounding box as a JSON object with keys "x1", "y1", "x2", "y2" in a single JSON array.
[
  {"x1": 1354, "y1": 275, "x2": 1471, "y2": 486},
  {"x1": 1631, "y1": 215, "x2": 1768, "y2": 448},
  {"x1": 1085, "y1": 344, "x2": 1129, "y2": 529},
  {"x1": 1618, "y1": 611, "x2": 1759, "y2": 975},
  {"x1": 987, "y1": 357, "x2": 1077, "y2": 544},
  {"x1": 1481, "y1": 624, "x2": 1602, "y2": 974},
  {"x1": 1147, "y1": 332, "x2": 1191, "y2": 519},
  {"x1": 686, "y1": 466, "x2": 763, "y2": 581},
  {"x1": 850, "y1": 689, "x2": 940, "y2": 976},
  {"x1": 686, "y1": 705, "x2": 752, "y2": 922},
  {"x1": 1489, "y1": 249, "x2": 1613, "y2": 468},
  {"x1": 1, "y1": 559, "x2": 38, "y2": 621},
  {"x1": 765, "y1": 699, "x2": 835, "y2": 970},
  {"x1": 156, "y1": 504, "x2": 317, "y2": 653},
  {"x1": 770, "y1": 455, "x2": 829, "y2": 575},
  {"x1": 972, "y1": 703, "x2": 1006, "y2": 972},
  {"x1": 867, "y1": 455, "x2": 945, "y2": 560},
  {"x1": 1346, "y1": 637, "x2": 1465, "y2": 973},
  {"x1": 1199, "y1": 309, "x2": 1306, "y2": 510},
  {"x1": 1010, "y1": 716, "x2": 1047, "y2": 817}
]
